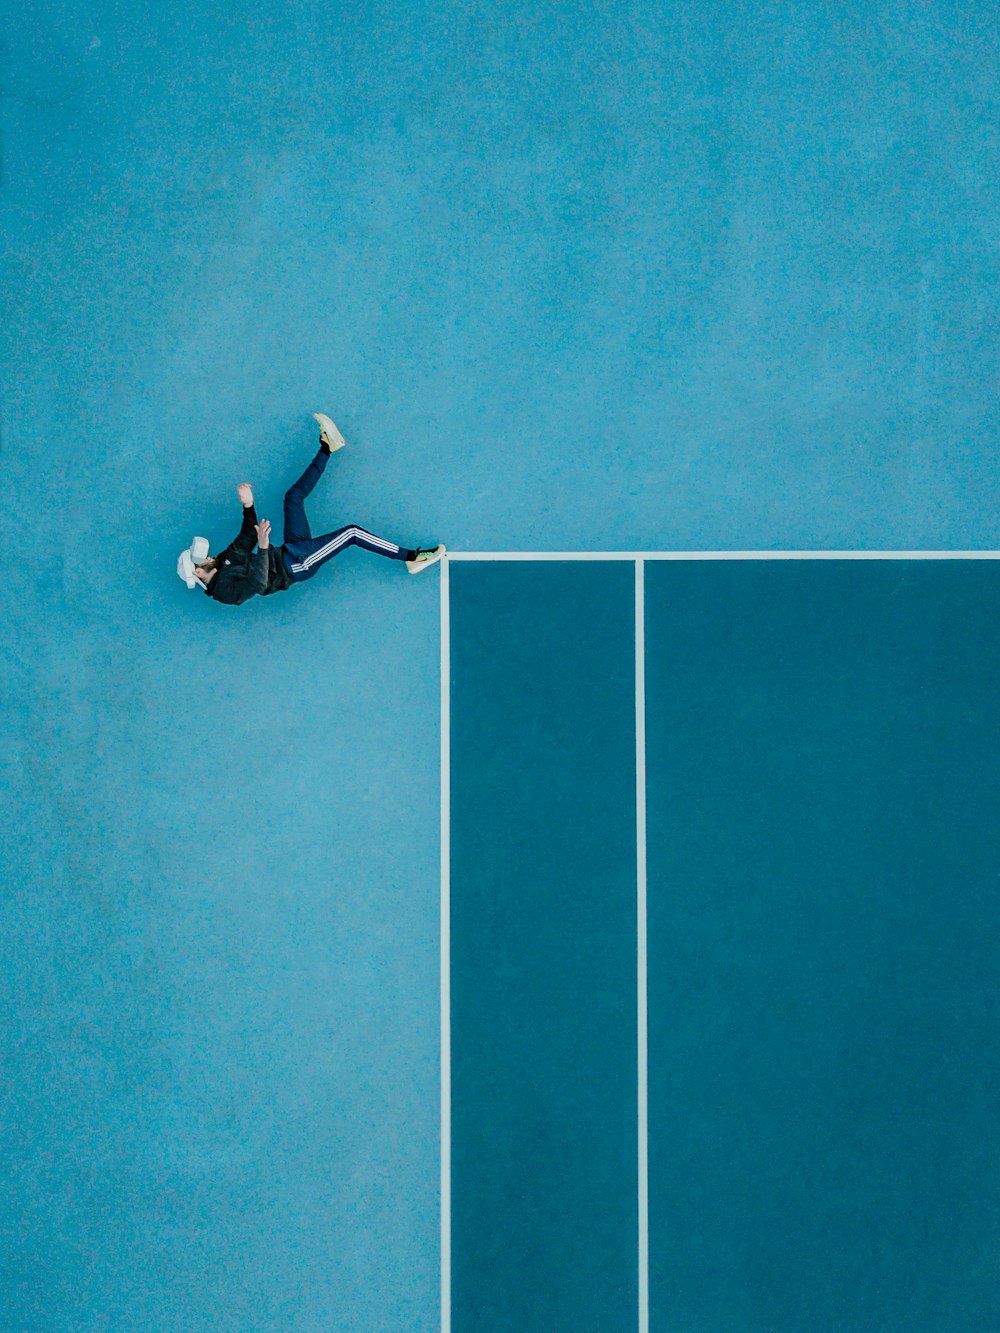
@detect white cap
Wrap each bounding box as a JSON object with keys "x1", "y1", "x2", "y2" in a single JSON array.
[{"x1": 177, "y1": 536, "x2": 211, "y2": 589}]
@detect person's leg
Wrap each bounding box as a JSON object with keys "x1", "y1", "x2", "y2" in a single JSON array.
[
  {"x1": 282, "y1": 448, "x2": 330, "y2": 546},
  {"x1": 283, "y1": 524, "x2": 416, "y2": 579}
]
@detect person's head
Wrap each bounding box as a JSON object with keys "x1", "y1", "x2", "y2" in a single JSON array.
[{"x1": 177, "y1": 537, "x2": 214, "y2": 590}]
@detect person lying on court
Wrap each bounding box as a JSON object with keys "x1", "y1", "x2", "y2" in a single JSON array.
[{"x1": 177, "y1": 414, "x2": 445, "y2": 605}]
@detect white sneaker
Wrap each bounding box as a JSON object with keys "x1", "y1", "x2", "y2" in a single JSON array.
[
  {"x1": 406, "y1": 544, "x2": 446, "y2": 574},
  {"x1": 314, "y1": 413, "x2": 346, "y2": 450}
]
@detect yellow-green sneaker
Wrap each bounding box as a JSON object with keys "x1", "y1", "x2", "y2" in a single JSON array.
[
  {"x1": 313, "y1": 413, "x2": 346, "y2": 450},
  {"x1": 406, "y1": 544, "x2": 446, "y2": 574}
]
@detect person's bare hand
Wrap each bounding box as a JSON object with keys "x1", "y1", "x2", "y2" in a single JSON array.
[
  {"x1": 238, "y1": 483, "x2": 254, "y2": 507},
  {"x1": 256, "y1": 519, "x2": 271, "y2": 550}
]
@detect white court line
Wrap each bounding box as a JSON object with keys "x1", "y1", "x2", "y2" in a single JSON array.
[
  {"x1": 445, "y1": 550, "x2": 1000, "y2": 561},
  {"x1": 635, "y1": 559, "x2": 649, "y2": 1333},
  {"x1": 440, "y1": 556, "x2": 452, "y2": 1333}
]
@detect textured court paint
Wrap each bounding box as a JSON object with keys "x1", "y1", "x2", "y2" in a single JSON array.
[
  {"x1": 450, "y1": 563, "x2": 637, "y2": 1332},
  {"x1": 645, "y1": 561, "x2": 1000, "y2": 1332},
  {"x1": 2, "y1": 0, "x2": 999, "y2": 1325}
]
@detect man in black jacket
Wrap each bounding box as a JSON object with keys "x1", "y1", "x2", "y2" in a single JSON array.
[{"x1": 177, "y1": 415, "x2": 445, "y2": 606}]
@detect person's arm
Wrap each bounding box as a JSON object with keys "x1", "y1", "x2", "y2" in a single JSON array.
[
  {"x1": 227, "y1": 483, "x2": 259, "y2": 556},
  {"x1": 245, "y1": 517, "x2": 271, "y2": 595},
  {"x1": 206, "y1": 488, "x2": 268, "y2": 605},
  {"x1": 212, "y1": 484, "x2": 257, "y2": 564}
]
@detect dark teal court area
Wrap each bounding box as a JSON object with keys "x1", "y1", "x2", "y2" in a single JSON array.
[
  {"x1": 450, "y1": 562, "x2": 638, "y2": 1331},
  {"x1": 450, "y1": 559, "x2": 1000, "y2": 1332}
]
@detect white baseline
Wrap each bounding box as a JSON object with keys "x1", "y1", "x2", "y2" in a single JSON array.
[{"x1": 445, "y1": 549, "x2": 999, "y2": 561}]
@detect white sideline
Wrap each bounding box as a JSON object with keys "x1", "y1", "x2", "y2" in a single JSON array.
[
  {"x1": 440, "y1": 557, "x2": 452, "y2": 1333},
  {"x1": 635, "y1": 560, "x2": 649, "y2": 1333}
]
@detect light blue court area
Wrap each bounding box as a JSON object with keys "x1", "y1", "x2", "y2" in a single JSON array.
[
  {"x1": 3, "y1": 0, "x2": 1000, "y2": 1328},
  {"x1": 448, "y1": 556, "x2": 1000, "y2": 1333}
]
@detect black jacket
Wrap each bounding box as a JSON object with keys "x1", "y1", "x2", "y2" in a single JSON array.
[{"x1": 206, "y1": 504, "x2": 294, "y2": 606}]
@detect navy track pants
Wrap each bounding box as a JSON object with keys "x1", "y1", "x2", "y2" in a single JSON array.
[{"x1": 279, "y1": 448, "x2": 415, "y2": 582}]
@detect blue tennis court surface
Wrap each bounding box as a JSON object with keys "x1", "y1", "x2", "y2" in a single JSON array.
[
  {"x1": 448, "y1": 555, "x2": 1000, "y2": 1332},
  {"x1": 4, "y1": 0, "x2": 1000, "y2": 1327}
]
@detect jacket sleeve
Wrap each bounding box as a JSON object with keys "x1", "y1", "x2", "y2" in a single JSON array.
[
  {"x1": 216, "y1": 504, "x2": 258, "y2": 562},
  {"x1": 246, "y1": 549, "x2": 269, "y2": 596}
]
